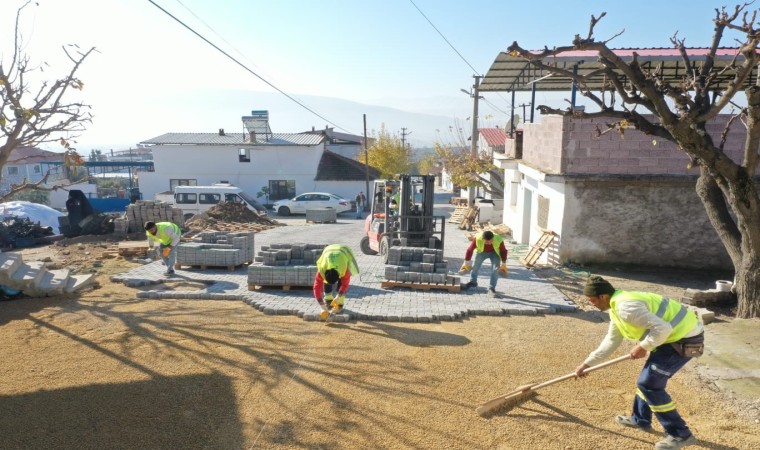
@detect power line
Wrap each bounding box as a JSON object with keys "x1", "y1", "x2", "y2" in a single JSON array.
[
  {"x1": 147, "y1": 0, "x2": 354, "y2": 134},
  {"x1": 408, "y1": 0, "x2": 481, "y2": 75}
]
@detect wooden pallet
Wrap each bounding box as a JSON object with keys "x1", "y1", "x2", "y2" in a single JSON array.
[
  {"x1": 248, "y1": 284, "x2": 312, "y2": 291},
  {"x1": 381, "y1": 280, "x2": 461, "y2": 292},
  {"x1": 448, "y1": 205, "x2": 469, "y2": 223},
  {"x1": 467, "y1": 223, "x2": 512, "y2": 240},
  {"x1": 458, "y1": 206, "x2": 479, "y2": 231},
  {"x1": 175, "y1": 261, "x2": 252, "y2": 271},
  {"x1": 519, "y1": 230, "x2": 558, "y2": 267}
]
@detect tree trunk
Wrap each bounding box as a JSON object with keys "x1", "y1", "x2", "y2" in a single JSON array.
[
  {"x1": 735, "y1": 257, "x2": 760, "y2": 318},
  {"x1": 694, "y1": 168, "x2": 760, "y2": 318}
]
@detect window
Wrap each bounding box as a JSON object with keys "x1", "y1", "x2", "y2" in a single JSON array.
[
  {"x1": 170, "y1": 179, "x2": 197, "y2": 191},
  {"x1": 269, "y1": 180, "x2": 295, "y2": 201},
  {"x1": 225, "y1": 194, "x2": 242, "y2": 203},
  {"x1": 239, "y1": 148, "x2": 250, "y2": 163},
  {"x1": 175, "y1": 193, "x2": 197, "y2": 204},
  {"x1": 7, "y1": 166, "x2": 19, "y2": 176},
  {"x1": 33, "y1": 165, "x2": 41, "y2": 174},
  {"x1": 199, "y1": 193, "x2": 221, "y2": 204}
]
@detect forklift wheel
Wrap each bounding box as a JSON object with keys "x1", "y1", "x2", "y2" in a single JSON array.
[{"x1": 360, "y1": 236, "x2": 378, "y2": 255}]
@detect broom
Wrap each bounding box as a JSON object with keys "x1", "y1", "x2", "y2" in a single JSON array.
[{"x1": 476, "y1": 354, "x2": 631, "y2": 417}]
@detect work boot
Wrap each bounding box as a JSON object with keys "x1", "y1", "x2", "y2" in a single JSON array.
[
  {"x1": 488, "y1": 287, "x2": 498, "y2": 297},
  {"x1": 164, "y1": 269, "x2": 176, "y2": 277},
  {"x1": 464, "y1": 281, "x2": 478, "y2": 289},
  {"x1": 654, "y1": 434, "x2": 697, "y2": 449},
  {"x1": 615, "y1": 415, "x2": 652, "y2": 431}
]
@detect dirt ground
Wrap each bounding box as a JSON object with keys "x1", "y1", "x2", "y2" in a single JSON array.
[{"x1": 1, "y1": 236, "x2": 758, "y2": 450}]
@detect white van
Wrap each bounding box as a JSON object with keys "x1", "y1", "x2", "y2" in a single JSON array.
[{"x1": 162, "y1": 183, "x2": 267, "y2": 219}]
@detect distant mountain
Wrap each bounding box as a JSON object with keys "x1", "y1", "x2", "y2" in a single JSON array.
[{"x1": 70, "y1": 88, "x2": 506, "y2": 151}]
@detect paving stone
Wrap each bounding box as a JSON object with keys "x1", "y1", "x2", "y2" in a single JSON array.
[{"x1": 110, "y1": 202, "x2": 577, "y2": 323}]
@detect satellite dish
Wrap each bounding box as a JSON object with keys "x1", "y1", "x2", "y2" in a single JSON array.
[{"x1": 505, "y1": 114, "x2": 521, "y2": 130}]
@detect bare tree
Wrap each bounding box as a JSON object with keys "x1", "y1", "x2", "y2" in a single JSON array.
[
  {"x1": 0, "y1": 1, "x2": 95, "y2": 200},
  {"x1": 508, "y1": 5, "x2": 760, "y2": 318},
  {"x1": 434, "y1": 120, "x2": 504, "y2": 199}
]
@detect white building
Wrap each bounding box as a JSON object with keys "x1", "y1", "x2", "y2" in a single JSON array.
[
  {"x1": 137, "y1": 111, "x2": 379, "y2": 203},
  {"x1": 1, "y1": 147, "x2": 63, "y2": 195}
]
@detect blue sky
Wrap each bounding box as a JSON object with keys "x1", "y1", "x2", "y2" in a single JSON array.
[{"x1": 2, "y1": 0, "x2": 733, "y2": 149}]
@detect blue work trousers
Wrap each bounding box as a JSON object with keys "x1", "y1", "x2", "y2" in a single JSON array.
[
  {"x1": 632, "y1": 343, "x2": 693, "y2": 438},
  {"x1": 469, "y1": 251, "x2": 501, "y2": 289}
]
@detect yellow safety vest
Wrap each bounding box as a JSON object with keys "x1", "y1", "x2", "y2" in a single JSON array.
[
  {"x1": 316, "y1": 244, "x2": 360, "y2": 278},
  {"x1": 609, "y1": 291, "x2": 699, "y2": 344},
  {"x1": 475, "y1": 233, "x2": 504, "y2": 253},
  {"x1": 146, "y1": 222, "x2": 180, "y2": 246}
]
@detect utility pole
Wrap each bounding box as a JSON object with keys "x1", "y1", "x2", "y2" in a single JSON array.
[
  {"x1": 466, "y1": 75, "x2": 481, "y2": 205},
  {"x1": 517, "y1": 103, "x2": 531, "y2": 121},
  {"x1": 364, "y1": 114, "x2": 369, "y2": 212},
  {"x1": 400, "y1": 127, "x2": 412, "y2": 149}
]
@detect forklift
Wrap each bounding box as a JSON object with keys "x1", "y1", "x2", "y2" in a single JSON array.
[{"x1": 359, "y1": 174, "x2": 446, "y2": 263}]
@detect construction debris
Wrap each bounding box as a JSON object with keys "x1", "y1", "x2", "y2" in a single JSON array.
[
  {"x1": 0, "y1": 216, "x2": 56, "y2": 249},
  {"x1": 185, "y1": 202, "x2": 281, "y2": 232}
]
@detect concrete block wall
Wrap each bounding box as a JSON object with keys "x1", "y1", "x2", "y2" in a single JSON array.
[
  {"x1": 248, "y1": 243, "x2": 327, "y2": 287},
  {"x1": 521, "y1": 115, "x2": 567, "y2": 174},
  {"x1": 384, "y1": 246, "x2": 460, "y2": 285},
  {"x1": 522, "y1": 114, "x2": 758, "y2": 176}
]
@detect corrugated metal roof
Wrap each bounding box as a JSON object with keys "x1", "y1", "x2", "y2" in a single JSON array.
[
  {"x1": 479, "y1": 128, "x2": 506, "y2": 147},
  {"x1": 481, "y1": 47, "x2": 757, "y2": 92},
  {"x1": 141, "y1": 133, "x2": 324, "y2": 146}
]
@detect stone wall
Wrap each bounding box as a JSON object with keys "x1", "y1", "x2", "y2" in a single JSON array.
[{"x1": 560, "y1": 176, "x2": 732, "y2": 269}]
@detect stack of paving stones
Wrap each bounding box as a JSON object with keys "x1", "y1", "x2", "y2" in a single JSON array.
[
  {"x1": 177, "y1": 231, "x2": 254, "y2": 268},
  {"x1": 247, "y1": 243, "x2": 327, "y2": 288},
  {"x1": 305, "y1": 208, "x2": 337, "y2": 223},
  {"x1": 113, "y1": 200, "x2": 184, "y2": 235},
  {"x1": 384, "y1": 246, "x2": 460, "y2": 285}
]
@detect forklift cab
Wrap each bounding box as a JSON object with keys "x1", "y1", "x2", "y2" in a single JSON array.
[{"x1": 360, "y1": 174, "x2": 445, "y2": 262}]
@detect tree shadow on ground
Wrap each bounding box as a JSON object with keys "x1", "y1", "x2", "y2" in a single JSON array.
[
  {"x1": 343, "y1": 321, "x2": 471, "y2": 347},
  {"x1": 0, "y1": 373, "x2": 244, "y2": 450}
]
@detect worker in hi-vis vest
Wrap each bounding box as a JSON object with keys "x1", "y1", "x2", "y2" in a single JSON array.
[
  {"x1": 313, "y1": 244, "x2": 359, "y2": 320},
  {"x1": 145, "y1": 221, "x2": 181, "y2": 277},
  {"x1": 576, "y1": 275, "x2": 704, "y2": 450}
]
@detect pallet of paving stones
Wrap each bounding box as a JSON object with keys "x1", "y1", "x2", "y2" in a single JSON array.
[
  {"x1": 175, "y1": 260, "x2": 252, "y2": 271},
  {"x1": 380, "y1": 280, "x2": 462, "y2": 292},
  {"x1": 247, "y1": 284, "x2": 312, "y2": 291}
]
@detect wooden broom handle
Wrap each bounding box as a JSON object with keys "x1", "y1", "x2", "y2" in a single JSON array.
[{"x1": 528, "y1": 354, "x2": 632, "y2": 391}]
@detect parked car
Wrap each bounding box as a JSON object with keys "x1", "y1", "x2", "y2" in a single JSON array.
[{"x1": 273, "y1": 192, "x2": 351, "y2": 216}]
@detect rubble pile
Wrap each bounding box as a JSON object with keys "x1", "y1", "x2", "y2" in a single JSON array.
[
  {"x1": 185, "y1": 202, "x2": 281, "y2": 233},
  {"x1": 0, "y1": 217, "x2": 55, "y2": 249}
]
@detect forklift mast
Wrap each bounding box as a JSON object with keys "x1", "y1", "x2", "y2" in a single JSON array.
[{"x1": 361, "y1": 174, "x2": 445, "y2": 262}]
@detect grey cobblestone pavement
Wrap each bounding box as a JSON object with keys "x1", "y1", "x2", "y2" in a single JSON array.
[{"x1": 111, "y1": 199, "x2": 576, "y2": 322}]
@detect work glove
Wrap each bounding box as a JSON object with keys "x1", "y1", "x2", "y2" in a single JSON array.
[
  {"x1": 320, "y1": 310, "x2": 330, "y2": 320},
  {"x1": 162, "y1": 246, "x2": 172, "y2": 258},
  {"x1": 459, "y1": 261, "x2": 472, "y2": 273},
  {"x1": 498, "y1": 264, "x2": 509, "y2": 277}
]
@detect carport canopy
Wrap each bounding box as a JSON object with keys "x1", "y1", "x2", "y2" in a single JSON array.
[{"x1": 479, "y1": 47, "x2": 756, "y2": 92}]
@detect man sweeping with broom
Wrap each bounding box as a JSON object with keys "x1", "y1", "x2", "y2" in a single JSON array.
[{"x1": 575, "y1": 276, "x2": 704, "y2": 450}]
